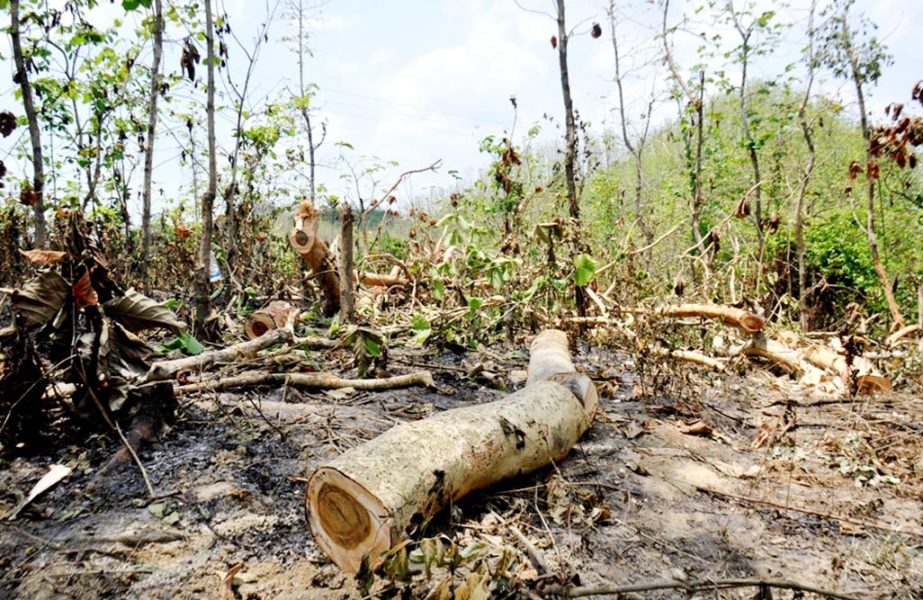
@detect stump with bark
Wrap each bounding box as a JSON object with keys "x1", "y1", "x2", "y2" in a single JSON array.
[
  {"x1": 289, "y1": 200, "x2": 340, "y2": 316},
  {"x1": 304, "y1": 329, "x2": 597, "y2": 573}
]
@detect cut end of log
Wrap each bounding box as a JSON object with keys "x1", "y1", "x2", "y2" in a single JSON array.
[
  {"x1": 738, "y1": 313, "x2": 766, "y2": 334},
  {"x1": 306, "y1": 467, "x2": 393, "y2": 574},
  {"x1": 244, "y1": 301, "x2": 298, "y2": 340}
]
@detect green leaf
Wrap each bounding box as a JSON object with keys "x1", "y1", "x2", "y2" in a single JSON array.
[
  {"x1": 364, "y1": 336, "x2": 381, "y2": 358},
  {"x1": 573, "y1": 253, "x2": 598, "y2": 287},
  {"x1": 160, "y1": 331, "x2": 205, "y2": 356}
]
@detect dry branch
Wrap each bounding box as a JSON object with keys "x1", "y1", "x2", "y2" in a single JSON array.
[
  {"x1": 886, "y1": 324, "x2": 921, "y2": 348},
  {"x1": 742, "y1": 335, "x2": 804, "y2": 376},
  {"x1": 304, "y1": 329, "x2": 598, "y2": 573},
  {"x1": 174, "y1": 369, "x2": 433, "y2": 395},
  {"x1": 653, "y1": 347, "x2": 726, "y2": 371}
]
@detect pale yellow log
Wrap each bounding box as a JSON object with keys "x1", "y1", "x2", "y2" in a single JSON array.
[{"x1": 304, "y1": 329, "x2": 597, "y2": 574}]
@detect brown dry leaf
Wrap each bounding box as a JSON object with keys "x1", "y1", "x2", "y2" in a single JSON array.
[
  {"x1": 19, "y1": 249, "x2": 68, "y2": 265},
  {"x1": 10, "y1": 271, "x2": 70, "y2": 327},
  {"x1": 733, "y1": 193, "x2": 751, "y2": 219},
  {"x1": 103, "y1": 288, "x2": 186, "y2": 335},
  {"x1": 72, "y1": 270, "x2": 99, "y2": 308},
  {"x1": 219, "y1": 564, "x2": 242, "y2": 600},
  {"x1": 679, "y1": 419, "x2": 713, "y2": 437}
]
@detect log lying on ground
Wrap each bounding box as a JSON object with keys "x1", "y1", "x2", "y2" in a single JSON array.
[
  {"x1": 357, "y1": 272, "x2": 406, "y2": 288},
  {"x1": 244, "y1": 301, "x2": 299, "y2": 339},
  {"x1": 174, "y1": 369, "x2": 433, "y2": 395},
  {"x1": 304, "y1": 329, "x2": 598, "y2": 574},
  {"x1": 289, "y1": 200, "x2": 341, "y2": 316},
  {"x1": 660, "y1": 303, "x2": 765, "y2": 333}
]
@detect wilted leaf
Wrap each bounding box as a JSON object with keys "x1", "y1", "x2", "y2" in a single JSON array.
[
  {"x1": 733, "y1": 193, "x2": 751, "y2": 219},
  {"x1": 8, "y1": 464, "x2": 72, "y2": 520},
  {"x1": 10, "y1": 271, "x2": 70, "y2": 327},
  {"x1": 103, "y1": 289, "x2": 186, "y2": 335},
  {"x1": 550, "y1": 35, "x2": 557, "y2": 49},
  {"x1": 19, "y1": 249, "x2": 68, "y2": 265},
  {"x1": 72, "y1": 271, "x2": 99, "y2": 308}
]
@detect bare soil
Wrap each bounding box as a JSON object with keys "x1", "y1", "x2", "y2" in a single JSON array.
[{"x1": 1, "y1": 343, "x2": 921, "y2": 599}]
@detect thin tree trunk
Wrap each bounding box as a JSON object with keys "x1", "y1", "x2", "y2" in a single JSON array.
[
  {"x1": 555, "y1": 0, "x2": 586, "y2": 319},
  {"x1": 692, "y1": 71, "x2": 705, "y2": 251},
  {"x1": 840, "y1": 14, "x2": 904, "y2": 330},
  {"x1": 794, "y1": 1, "x2": 817, "y2": 331},
  {"x1": 608, "y1": 1, "x2": 652, "y2": 252},
  {"x1": 10, "y1": 0, "x2": 46, "y2": 247},
  {"x1": 297, "y1": 0, "x2": 318, "y2": 203},
  {"x1": 195, "y1": 0, "x2": 218, "y2": 327},
  {"x1": 338, "y1": 203, "x2": 355, "y2": 322},
  {"x1": 141, "y1": 0, "x2": 163, "y2": 289}
]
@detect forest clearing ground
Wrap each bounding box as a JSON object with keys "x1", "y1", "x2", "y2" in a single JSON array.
[{"x1": 0, "y1": 343, "x2": 921, "y2": 599}]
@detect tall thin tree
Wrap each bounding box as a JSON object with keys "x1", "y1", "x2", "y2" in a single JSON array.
[
  {"x1": 793, "y1": 0, "x2": 817, "y2": 330},
  {"x1": 141, "y1": 0, "x2": 164, "y2": 288},
  {"x1": 195, "y1": 0, "x2": 218, "y2": 327},
  {"x1": 10, "y1": 0, "x2": 46, "y2": 247},
  {"x1": 554, "y1": 0, "x2": 587, "y2": 319}
]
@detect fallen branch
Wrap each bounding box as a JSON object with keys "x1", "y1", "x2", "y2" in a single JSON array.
[
  {"x1": 653, "y1": 347, "x2": 726, "y2": 371},
  {"x1": 885, "y1": 323, "x2": 920, "y2": 348},
  {"x1": 174, "y1": 370, "x2": 433, "y2": 395},
  {"x1": 696, "y1": 485, "x2": 923, "y2": 539},
  {"x1": 563, "y1": 577, "x2": 863, "y2": 600},
  {"x1": 742, "y1": 335, "x2": 805, "y2": 376},
  {"x1": 304, "y1": 329, "x2": 598, "y2": 573},
  {"x1": 145, "y1": 328, "x2": 292, "y2": 382}
]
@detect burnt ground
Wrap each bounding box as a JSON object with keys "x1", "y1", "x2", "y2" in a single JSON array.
[{"x1": 0, "y1": 342, "x2": 921, "y2": 599}]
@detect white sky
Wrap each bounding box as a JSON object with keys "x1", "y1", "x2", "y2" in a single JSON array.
[{"x1": 3, "y1": 0, "x2": 922, "y2": 218}]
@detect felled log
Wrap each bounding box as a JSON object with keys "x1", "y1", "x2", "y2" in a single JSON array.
[
  {"x1": 174, "y1": 370, "x2": 433, "y2": 395},
  {"x1": 304, "y1": 329, "x2": 598, "y2": 574},
  {"x1": 289, "y1": 200, "x2": 341, "y2": 316},
  {"x1": 660, "y1": 303, "x2": 765, "y2": 333},
  {"x1": 244, "y1": 301, "x2": 299, "y2": 339}
]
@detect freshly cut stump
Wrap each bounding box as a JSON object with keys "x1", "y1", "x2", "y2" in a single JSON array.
[
  {"x1": 244, "y1": 300, "x2": 298, "y2": 339},
  {"x1": 305, "y1": 329, "x2": 597, "y2": 574}
]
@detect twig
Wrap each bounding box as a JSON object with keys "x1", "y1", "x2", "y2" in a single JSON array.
[
  {"x1": 563, "y1": 577, "x2": 865, "y2": 599},
  {"x1": 696, "y1": 485, "x2": 923, "y2": 539}
]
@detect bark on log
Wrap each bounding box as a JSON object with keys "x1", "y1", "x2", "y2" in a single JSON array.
[
  {"x1": 244, "y1": 301, "x2": 299, "y2": 340},
  {"x1": 289, "y1": 201, "x2": 340, "y2": 316},
  {"x1": 660, "y1": 303, "x2": 765, "y2": 333},
  {"x1": 304, "y1": 329, "x2": 597, "y2": 574}
]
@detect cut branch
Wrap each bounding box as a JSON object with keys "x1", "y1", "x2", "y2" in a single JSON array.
[
  {"x1": 659, "y1": 303, "x2": 765, "y2": 333},
  {"x1": 145, "y1": 328, "x2": 292, "y2": 382}
]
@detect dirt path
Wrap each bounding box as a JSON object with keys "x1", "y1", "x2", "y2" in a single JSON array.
[{"x1": 1, "y1": 347, "x2": 920, "y2": 598}]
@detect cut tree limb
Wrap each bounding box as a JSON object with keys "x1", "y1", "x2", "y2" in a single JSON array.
[
  {"x1": 660, "y1": 303, "x2": 765, "y2": 333},
  {"x1": 743, "y1": 335, "x2": 804, "y2": 376},
  {"x1": 653, "y1": 347, "x2": 726, "y2": 371},
  {"x1": 304, "y1": 329, "x2": 598, "y2": 574},
  {"x1": 174, "y1": 370, "x2": 433, "y2": 395},
  {"x1": 885, "y1": 324, "x2": 920, "y2": 348},
  {"x1": 289, "y1": 200, "x2": 340, "y2": 316}
]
